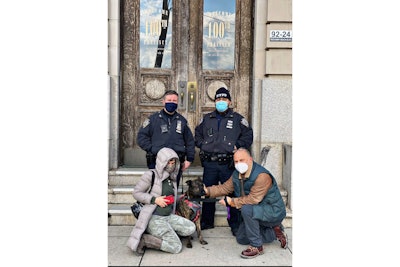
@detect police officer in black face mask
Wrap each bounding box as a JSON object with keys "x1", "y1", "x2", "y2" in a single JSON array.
[
  {"x1": 137, "y1": 90, "x2": 195, "y2": 188},
  {"x1": 195, "y1": 87, "x2": 253, "y2": 235}
]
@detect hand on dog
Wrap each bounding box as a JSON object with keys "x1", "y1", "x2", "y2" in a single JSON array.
[{"x1": 203, "y1": 185, "x2": 208, "y2": 196}]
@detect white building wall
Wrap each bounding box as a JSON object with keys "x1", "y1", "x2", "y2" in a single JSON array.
[{"x1": 253, "y1": 0, "x2": 292, "y2": 198}]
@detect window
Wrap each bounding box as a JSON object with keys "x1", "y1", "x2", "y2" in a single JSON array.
[
  {"x1": 202, "y1": 0, "x2": 236, "y2": 70},
  {"x1": 140, "y1": 0, "x2": 173, "y2": 68}
]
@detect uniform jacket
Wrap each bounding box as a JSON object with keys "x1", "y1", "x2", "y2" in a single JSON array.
[
  {"x1": 126, "y1": 148, "x2": 180, "y2": 252},
  {"x1": 137, "y1": 110, "x2": 195, "y2": 162},
  {"x1": 207, "y1": 161, "x2": 286, "y2": 223},
  {"x1": 194, "y1": 109, "x2": 253, "y2": 154}
]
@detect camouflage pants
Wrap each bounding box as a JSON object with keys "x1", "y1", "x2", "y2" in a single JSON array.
[{"x1": 147, "y1": 214, "x2": 196, "y2": 254}]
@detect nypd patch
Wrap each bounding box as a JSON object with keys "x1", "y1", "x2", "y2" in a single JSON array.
[
  {"x1": 241, "y1": 118, "x2": 249, "y2": 127},
  {"x1": 176, "y1": 120, "x2": 182, "y2": 134},
  {"x1": 142, "y1": 118, "x2": 150, "y2": 128}
]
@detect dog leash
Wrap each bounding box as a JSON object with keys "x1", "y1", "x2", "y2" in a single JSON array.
[
  {"x1": 188, "y1": 197, "x2": 221, "y2": 203},
  {"x1": 188, "y1": 197, "x2": 232, "y2": 220}
]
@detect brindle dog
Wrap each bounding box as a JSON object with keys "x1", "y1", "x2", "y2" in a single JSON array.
[{"x1": 176, "y1": 177, "x2": 208, "y2": 248}]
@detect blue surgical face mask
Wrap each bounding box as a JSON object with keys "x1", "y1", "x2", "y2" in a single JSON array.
[
  {"x1": 215, "y1": 101, "x2": 228, "y2": 112},
  {"x1": 165, "y1": 102, "x2": 178, "y2": 113}
]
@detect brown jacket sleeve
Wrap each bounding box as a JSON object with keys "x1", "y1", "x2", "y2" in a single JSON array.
[
  {"x1": 207, "y1": 173, "x2": 272, "y2": 209},
  {"x1": 208, "y1": 177, "x2": 234, "y2": 198},
  {"x1": 231, "y1": 173, "x2": 272, "y2": 209}
]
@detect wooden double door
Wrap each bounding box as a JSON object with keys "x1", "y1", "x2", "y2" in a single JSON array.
[{"x1": 119, "y1": 0, "x2": 253, "y2": 167}]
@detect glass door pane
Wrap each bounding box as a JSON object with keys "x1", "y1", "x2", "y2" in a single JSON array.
[
  {"x1": 140, "y1": 0, "x2": 173, "y2": 68},
  {"x1": 202, "y1": 0, "x2": 236, "y2": 70}
]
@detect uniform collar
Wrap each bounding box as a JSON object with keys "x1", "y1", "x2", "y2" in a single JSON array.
[
  {"x1": 159, "y1": 110, "x2": 180, "y2": 119},
  {"x1": 210, "y1": 108, "x2": 233, "y2": 118}
]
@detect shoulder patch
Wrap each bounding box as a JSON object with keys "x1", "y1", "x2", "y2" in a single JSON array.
[
  {"x1": 142, "y1": 118, "x2": 150, "y2": 128},
  {"x1": 241, "y1": 118, "x2": 249, "y2": 127}
]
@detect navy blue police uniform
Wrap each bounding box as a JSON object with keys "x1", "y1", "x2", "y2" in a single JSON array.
[
  {"x1": 195, "y1": 108, "x2": 253, "y2": 234},
  {"x1": 137, "y1": 109, "x2": 195, "y2": 187}
]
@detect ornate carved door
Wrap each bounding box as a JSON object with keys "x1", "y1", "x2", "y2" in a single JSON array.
[{"x1": 120, "y1": 0, "x2": 253, "y2": 167}]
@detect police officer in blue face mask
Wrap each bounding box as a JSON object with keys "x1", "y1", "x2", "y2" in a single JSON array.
[
  {"x1": 195, "y1": 87, "x2": 253, "y2": 235},
  {"x1": 137, "y1": 90, "x2": 195, "y2": 188}
]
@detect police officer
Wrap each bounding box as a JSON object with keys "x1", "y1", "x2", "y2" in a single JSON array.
[
  {"x1": 137, "y1": 90, "x2": 195, "y2": 188},
  {"x1": 195, "y1": 87, "x2": 253, "y2": 235}
]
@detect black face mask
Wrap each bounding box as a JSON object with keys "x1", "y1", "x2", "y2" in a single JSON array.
[{"x1": 165, "y1": 102, "x2": 178, "y2": 113}]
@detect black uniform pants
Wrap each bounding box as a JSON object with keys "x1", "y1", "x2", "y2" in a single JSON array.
[{"x1": 201, "y1": 161, "x2": 240, "y2": 232}]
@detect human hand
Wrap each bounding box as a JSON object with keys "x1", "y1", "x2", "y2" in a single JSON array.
[
  {"x1": 155, "y1": 196, "x2": 170, "y2": 207},
  {"x1": 181, "y1": 160, "x2": 191, "y2": 171},
  {"x1": 203, "y1": 185, "x2": 208, "y2": 196},
  {"x1": 219, "y1": 196, "x2": 231, "y2": 207}
]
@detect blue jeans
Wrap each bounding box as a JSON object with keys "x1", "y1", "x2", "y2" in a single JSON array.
[{"x1": 235, "y1": 204, "x2": 282, "y2": 247}]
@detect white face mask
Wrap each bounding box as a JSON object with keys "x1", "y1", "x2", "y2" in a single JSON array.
[{"x1": 235, "y1": 162, "x2": 248, "y2": 174}]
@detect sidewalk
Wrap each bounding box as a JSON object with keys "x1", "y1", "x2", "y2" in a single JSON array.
[{"x1": 108, "y1": 226, "x2": 292, "y2": 266}]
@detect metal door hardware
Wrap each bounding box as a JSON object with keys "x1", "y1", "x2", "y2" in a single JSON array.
[
  {"x1": 187, "y1": 82, "x2": 197, "y2": 112},
  {"x1": 178, "y1": 81, "x2": 187, "y2": 109}
]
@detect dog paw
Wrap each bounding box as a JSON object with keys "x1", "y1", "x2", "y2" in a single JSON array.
[
  {"x1": 200, "y1": 240, "x2": 208, "y2": 245},
  {"x1": 186, "y1": 243, "x2": 193, "y2": 248}
]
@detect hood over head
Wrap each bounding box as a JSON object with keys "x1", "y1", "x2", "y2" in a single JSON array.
[{"x1": 155, "y1": 147, "x2": 180, "y2": 181}]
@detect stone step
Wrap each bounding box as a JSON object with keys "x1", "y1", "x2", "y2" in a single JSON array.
[
  {"x1": 108, "y1": 169, "x2": 288, "y2": 204},
  {"x1": 108, "y1": 185, "x2": 288, "y2": 206},
  {"x1": 108, "y1": 205, "x2": 292, "y2": 228},
  {"x1": 108, "y1": 167, "x2": 292, "y2": 228},
  {"x1": 109, "y1": 198, "x2": 228, "y2": 213},
  {"x1": 108, "y1": 167, "x2": 204, "y2": 186}
]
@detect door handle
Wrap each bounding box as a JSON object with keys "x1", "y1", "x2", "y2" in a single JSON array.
[
  {"x1": 190, "y1": 92, "x2": 194, "y2": 110},
  {"x1": 180, "y1": 91, "x2": 184, "y2": 107},
  {"x1": 178, "y1": 81, "x2": 187, "y2": 109},
  {"x1": 187, "y1": 82, "x2": 197, "y2": 112}
]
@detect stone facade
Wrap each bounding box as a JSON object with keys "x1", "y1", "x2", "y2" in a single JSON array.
[{"x1": 252, "y1": 0, "x2": 292, "y2": 205}]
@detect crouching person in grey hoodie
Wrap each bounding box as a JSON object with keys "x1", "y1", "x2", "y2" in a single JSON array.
[{"x1": 127, "y1": 147, "x2": 196, "y2": 254}]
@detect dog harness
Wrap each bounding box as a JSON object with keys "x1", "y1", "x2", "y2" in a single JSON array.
[{"x1": 176, "y1": 194, "x2": 202, "y2": 222}]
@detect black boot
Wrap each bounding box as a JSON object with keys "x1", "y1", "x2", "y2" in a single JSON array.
[{"x1": 136, "y1": 234, "x2": 162, "y2": 255}]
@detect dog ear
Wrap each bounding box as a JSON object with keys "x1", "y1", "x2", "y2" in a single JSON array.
[
  {"x1": 197, "y1": 176, "x2": 202, "y2": 182},
  {"x1": 186, "y1": 180, "x2": 192, "y2": 186}
]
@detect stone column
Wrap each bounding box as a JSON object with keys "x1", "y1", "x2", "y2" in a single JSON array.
[{"x1": 108, "y1": 0, "x2": 120, "y2": 169}]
